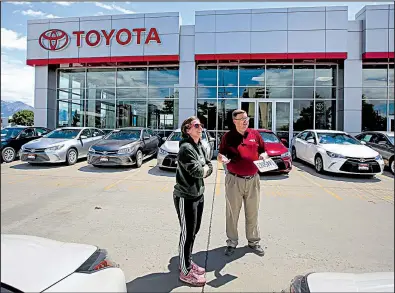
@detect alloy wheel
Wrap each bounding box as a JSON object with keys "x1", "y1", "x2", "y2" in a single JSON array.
[
  {"x1": 67, "y1": 150, "x2": 77, "y2": 165},
  {"x1": 2, "y1": 148, "x2": 15, "y2": 163},
  {"x1": 315, "y1": 156, "x2": 323, "y2": 173},
  {"x1": 136, "y1": 150, "x2": 143, "y2": 167},
  {"x1": 391, "y1": 160, "x2": 394, "y2": 174}
]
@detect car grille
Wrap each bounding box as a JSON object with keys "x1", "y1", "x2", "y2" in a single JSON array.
[
  {"x1": 340, "y1": 159, "x2": 381, "y2": 173},
  {"x1": 346, "y1": 157, "x2": 376, "y2": 162},
  {"x1": 24, "y1": 148, "x2": 46, "y2": 153},
  {"x1": 269, "y1": 156, "x2": 286, "y2": 170},
  {"x1": 162, "y1": 154, "x2": 178, "y2": 168},
  {"x1": 93, "y1": 150, "x2": 119, "y2": 155}
]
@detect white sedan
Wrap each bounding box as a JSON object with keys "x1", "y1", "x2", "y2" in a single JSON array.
[
  {"x1": 1, "y1": 234, "x2": 127, "y2": 292},
  {"x1": 291, "y1": 130, "x2": 384, "y2": 176}
]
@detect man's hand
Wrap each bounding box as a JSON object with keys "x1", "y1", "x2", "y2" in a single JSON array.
[
  {"x1": 259, "y1": 152, "x2": 269, "y2": 160},
  {"x1": 218, "y1": 153, "x2": 231, "y2": 164}
]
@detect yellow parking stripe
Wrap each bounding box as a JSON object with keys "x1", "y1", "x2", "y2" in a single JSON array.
[
  {"x1": 104, "y1": 169, "x2": 141, "y2": 191},
  {"x1": 295, "y1": 170, "x2": 342, "y2": 200}
]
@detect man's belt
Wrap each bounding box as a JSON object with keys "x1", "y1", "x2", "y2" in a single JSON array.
[{"x1": 228, "y1": 171, "x2": 256, "y2": 180}]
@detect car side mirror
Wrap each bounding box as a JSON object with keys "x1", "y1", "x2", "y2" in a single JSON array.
[
  {"x1": 360, "y1": 141, "x2": 367, "y2": 145},
  {"x1": 144, "y1": 135, "x2": 150, "y2": 140},
  {"x1": 280, "y1": 138, "x2": 288, "y2": 144},
  {"x1": 306, "y1": 138, "x2": 315, "y2": 144},
  {"x1": 80, "y1": 135, "x2": 88, "y2": 139},
  {"x1": 162, "y1": 137, "x2": 167, "y2": 142}
]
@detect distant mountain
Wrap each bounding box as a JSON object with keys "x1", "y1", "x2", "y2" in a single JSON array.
[{"x1": 1, "y1": 100, "x2": 34, "y2": 117}]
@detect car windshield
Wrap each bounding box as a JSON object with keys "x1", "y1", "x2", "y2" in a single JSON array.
[
  {"x1": 45, "y1": 129, "x2": 80, "y2": 139},
  {"x1": 317, "y1": 133, "x2": 361, "y2": 145},
  {"x1": 1, "y1": 128, "x2": 23, "y2": 139},
  {"x1": 388, "y1": 135, "x2": 394, "y2": 145},
  {"x1": 168, "y1": 132, "x2": 183, "y2": 141},
  {"x1": 105, "y1": 130, "x2": 141, "y2": 140},
  {"x1": 260, "y1": 132, "x2": 280, "y2": 143}
]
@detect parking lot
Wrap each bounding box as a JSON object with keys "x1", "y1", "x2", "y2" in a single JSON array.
[{"x1": 1, "y1": 158, "x2": 394, "y2": 292}]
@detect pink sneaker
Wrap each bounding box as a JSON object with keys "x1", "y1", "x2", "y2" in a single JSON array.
[
  {"x1": 179, "y1": 261, "x2": 205, "y2": 275},
  {"x1": 179, "y1": 270, "x2": 206, "y2": 287}
]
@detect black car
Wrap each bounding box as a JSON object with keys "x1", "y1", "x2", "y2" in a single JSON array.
[
  {"x1": 1, "y1": 126, "x2": 52, "y2": 163},
  {"x1": 87, "y1": 127, "x2": 159, "y2": 167}
]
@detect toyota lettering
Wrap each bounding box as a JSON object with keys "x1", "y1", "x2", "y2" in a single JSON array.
[{"x1": 39, "y1": 29, "x2": 70, "y2": 51}]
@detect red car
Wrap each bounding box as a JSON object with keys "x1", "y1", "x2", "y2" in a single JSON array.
[{"x1": 257, "y1": 129, "x2": 292, "y2": 174}]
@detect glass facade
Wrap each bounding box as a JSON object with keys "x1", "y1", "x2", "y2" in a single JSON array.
[
  {"x1": 197, "y1": 64, "x2": 338, "y2": 145},
  {"x1": 56, "y1": 66, "x2": 179, "y2": 136},
  {"x1": 362, "y1": 63, "x2": 394, "y2": 131}
]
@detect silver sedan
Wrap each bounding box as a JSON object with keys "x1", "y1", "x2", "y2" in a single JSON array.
[{"x1": 20, "y1": 127, "x2": 105, "y2": 165}]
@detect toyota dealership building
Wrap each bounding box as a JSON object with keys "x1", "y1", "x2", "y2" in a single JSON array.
[{"x1": 26, "y1": 4, "x2": 394, "y2": 146}]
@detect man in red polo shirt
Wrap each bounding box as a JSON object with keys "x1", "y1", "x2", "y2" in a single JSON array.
[{"x1": 218, "y1": 109, "x2": 268, "y2": 256}]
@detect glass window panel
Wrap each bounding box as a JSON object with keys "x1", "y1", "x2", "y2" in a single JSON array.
[
  {"x1": 362, "y1": 88, "x2": 388, "y2": 99},
  {"x1": 217, "y1": 99, "x2": 238, "y2": 131},
  {"x1": 389, "y1": 64, "x2": 394, "y2": 86},
  {"x1": 294, "y1": 87, "x2": 314, "y2": 99},
  {"x1": 116, "y1": 100, "x2": 147, "y2": 128},
  {"x1": 57, "y1": 100, "x2": 84, "y2": 127},
  {"x1": 239, "y1": 87, "x2": 267, "y2": 99},
  {"x1": 218, "y1": 66, "x2": 237, "y2": 87},
  {"x1": 58, "y1": 69, "x2": 86, "y2": 90},
  {"x1": 293, "y1": 100, "x2": 314, "y2": 131},
  {"x1": 315, "y1": 100, "x2": 336, "y2": 130},
  {"x1": 389, "y1": 88, "x2": 394, "y2": 115},
  {"x1": 218, "y1": 87, "x2": 238, "y2": 99},
  {"x1": 148, "y1": 88, "x2": 177, "y2": 99},
  {"x1": 148, "y1": 67, "x2": 179, "y2": 87},
  {"x1": 85, "y1": 99, "x2": 116, "y2": 129},
  {"x1": 197, "y1": 66, "x2": 217, "y2": 87},
  {"x1": 266, "y1": 87, "x2": 292, "y2": 99},
  {"x1": 87, "y1": 68, "x2": 115, "y2": 88},
  {"x1": 315, "y1": 65, "x2": 337, "y2": 87},
  {"x1": 362, "y1": 99, "x2": 388, "y2": 131},
  {"x1": 294, "y1": 65, "x2": 314, "y2": 86},
  {"x1": 117, "y1": 88, "x2": 147, "y2": 100},
  {"x1": 239, "y1": 66, "x2": 265, "y2": 86},
  {"x1": 315, "y1": 87, "x2": 336, "y2": 99},
  {"x1": 363, "y1": 64, "x2": 388, "y2": 87},
  {"x1": 116, "y1": 68, "x2": 147, "y2": 87},
  {"x1": 148, "y1": 99, "x2": 178, "y2": 130},
  {"x1": 197, "y1": 87, "x2": 216, "y2": 99},
  {"x1": 58, "y1": 89, "x2": 85, "y2": 100},
  {"x1": 197, "y1": 99, "x2": 217, "y2": 130},
  {"x1": 266, "y1": 65, "x2": 292, "y2": 87},
  {"x1": 87, "y1": 88, "x2": 115, "y2": 100}
]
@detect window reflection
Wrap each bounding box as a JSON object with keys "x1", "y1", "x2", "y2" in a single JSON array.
[
  {"x1": 117, "y1": 68, "x2": 147, "y2": 87},
  {"x1": 148, "y1": 99, "x2": 178, "y2": 129},
  {"x1": 218, "y1": 66, "x2": 237, "y2": 87},
  {"x1": 58, "y1": 69, "x2": 85, "y2": 90},
  {"x1": 389, "y1": 64, "x2": 394, "y2": 86},
  {"x1": 197, "y1": 99, "x2": 217, "y2": 130},
  {"x1": 239, "y1": 66, "x2": 265, "y2": 86},
  {"x1": 362, "y1": 99, "x2": 387, "y2": 131},
  {"x1": 294, "y1": 87, "x2": 314, "y2": 100},
  {"x1": 87, "y1": 88, "x2": 115, "y2": 100},
  {"x1": 197, "y1": 87, "x2": 216, "y2": 99},
  {"x1": 315, "y1": 87, "x2": 336, "y2": 99},
  {"x1": 148, "y1": 67, "x2": 179, "y2": 87},
  {"x1": 266, "y1": 87, "x2": 292, "y2": 99},
  {"x1": 58, "y1": 89, "x2": 85, "y2": 100},
  {"x1": 362, "y1": 64, "x2": 388, "y2": 87},
  {"x1": 117, "y1": 88, "x2": 147, "y2": 100},
  {"x1": 148, "y1": 88, "x2": 177, "y2": 99},
  {"x1": 57, "y1": 100, "x2": 84, "y2": 127},
  {"x1": 362, "y1": 88, "x2": 388, "y2": 99},
  {"x1": 117, "y1": 100, "x2": 147, "y2": 128},
  {"x1": 218, "y1": 87, "x2": 238, "y2": 99},
  {"x1": 266, "y1": 65, "x2": 292, "y2": 87},
  {"x1": 316, "y1": 65, "x2": 336, "y2": 87},
  {"x1": 197, "y1": 66, "x2": 217, "y2": 87},
  {"x1": 294, "y1": 65, "x2": 314, "y2": 86},
  {"x1": 315, "y1": 100, "x2": 336, "y2": 129},
  {"x1": 293, "y1": 100, "x2": 314, "y2": 131},
  {"x1": 85, "y1": 99, "x2": 116, "y2": 129},
  {"x1": 217, "y1": 99, "x2": 238, "y2": 131},
  {"x1": 87, "y1": 69, "x2": 116, "y2": 88},
  {"x1": 239, "y1": 87, "x2": 267, "y2": 99}
]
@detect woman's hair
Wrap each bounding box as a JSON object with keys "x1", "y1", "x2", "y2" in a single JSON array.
[{"x1": 181, "y1": 116, "x2": 199, "y2": 137}]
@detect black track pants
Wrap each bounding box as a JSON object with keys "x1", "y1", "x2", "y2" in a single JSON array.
[{"x1": 174, "y1": 194, "x2": 204, "y2": 275}]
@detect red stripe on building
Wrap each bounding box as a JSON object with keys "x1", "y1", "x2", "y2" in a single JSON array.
[
  {"x1": 26, "y1": 55, "x2": 180, "y2": 66},
  {"x1": 195, "y1": 52, "x2": 348, "y2": 61},
  {"x1": 362, "y1": 52, "x2": 395, "y2": 59}
]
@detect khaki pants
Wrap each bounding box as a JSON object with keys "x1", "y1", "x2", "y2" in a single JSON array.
[{"x1": 225, "y1": 173, "x2": 261, "y2": 247}]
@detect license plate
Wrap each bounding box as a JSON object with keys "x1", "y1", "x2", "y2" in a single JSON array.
[
  {"x1": 254, "y1": 159, "x2": 278, "y2": 172},
  {"x1": 27, "y1": 154, "x2": 36, "y2": 160},
  {"x1": 100, "y1": 157, "x2": 109, "y2": 162},
  {"x1": 358, "y1": 163, "x2": 369, "y2": 170}
]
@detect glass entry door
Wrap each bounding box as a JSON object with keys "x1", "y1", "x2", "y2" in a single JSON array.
[{"x1": 240, "y1": 100, "x2": 292, "y2": 145}]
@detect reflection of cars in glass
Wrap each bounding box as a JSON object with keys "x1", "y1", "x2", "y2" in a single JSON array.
[
  {"x1": 1, "y1": 234, "x2": 127, "y2": 292},
  {"x1": 257, "y1": 129, "x2": 292, "y2": 174},
  {"x1": 291, "y1": 130, "x2": 384, "y2": 176},
  {"x1": 156, "y1": 128, "x2": 215, "y2": 170},
  {"x1": 20, "y1": 127, "x2": 105, "y2": 165},
  {"x1": 290, "y1": 271, "x2": 394, "y2": 292},
  {"x1": 355, "y1": 131, "x2": 394, "y2": 174},
  {"x1": 1, "y1": 126, "x2": 51, "y2": 163},
  {"x1": 87, "y1": 127, "x2": 159, "y2": 167},
  {"x1": 102, "y1": 129, "x2": 115, "y2": 135}
]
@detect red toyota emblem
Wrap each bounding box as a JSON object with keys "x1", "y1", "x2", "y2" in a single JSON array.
[{"x1": 39, "y1": 29, "x2": 70, "y2": 51}]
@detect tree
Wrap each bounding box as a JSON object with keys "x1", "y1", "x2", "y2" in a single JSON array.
[{"x1": 9, "y1": 110, "x2": 34, "y2": 126}]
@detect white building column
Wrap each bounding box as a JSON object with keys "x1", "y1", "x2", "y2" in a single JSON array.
[
  {"x1": 343, "y1": 20, "x2": 363, "y2": 135},
  {"x1": 34, "y1": 65, "x2": 57, "y2": 129},
  {"x1": 178, "y1": 25, "x2": 196, "y2": 127}
]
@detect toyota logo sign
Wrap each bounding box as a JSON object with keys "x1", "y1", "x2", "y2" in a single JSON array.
[{"x1": 39, "y1": 29, "x2": 70, "y2": 51}]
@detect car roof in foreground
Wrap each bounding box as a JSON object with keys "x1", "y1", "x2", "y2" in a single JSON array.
[
  {"x1": 116, "y1": 127, "x2": 144, "y2": 131},
  {"x1": 313, "y1": 129, "x2": 347, "y2": 134},
  {"x1": 362, "y1": 131, "x2": 394, "y2": 136},
  {"x1": 257, "y1": 129, "x2": 274, "y2": 133},
  {"x1": 56, "y1": 127, "x2": 85, "y2": 130}
]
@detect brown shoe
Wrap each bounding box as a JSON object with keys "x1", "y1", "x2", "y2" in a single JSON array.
[{"x1": 248, "y1": 244, "x2": 265, "y2": 256}]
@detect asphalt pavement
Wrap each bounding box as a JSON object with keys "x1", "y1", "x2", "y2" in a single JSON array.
[{"x1": 1, "y1": 158, "x2": 394, "y2": 292}]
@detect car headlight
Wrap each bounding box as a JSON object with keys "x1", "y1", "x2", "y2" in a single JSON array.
[
  {"x1": 281, "y1": 151, "x2": 291, "y2": 158},
  {"x1": 118, "y1": 147, "x2": 133, "y2": 154},
  {"x1": 326, "y1": 151, "x2": 345, "y2": 159},
  {"x1": 88, "y1": 146, "x2": 95, "y2": 153},
  {"x1": 375, "y1": 154, "x2": 383, "y2": 161},
  {"x1": 159, "y1": 148, "x2": 168, "y2": 156},
  {"x1": 46, "y1": 144, "x2": 64, "y2": 151}
]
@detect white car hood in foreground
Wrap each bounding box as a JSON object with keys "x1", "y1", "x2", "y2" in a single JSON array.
[
  {"x1": 161, "y1": 140, "x2": 179, "y2": 154},
  {"x1": 1, "y1": 234, "x2": 97, "y2": 292},
  {"x1": 307, "y1": 272, "x2": 394, "y2": 292},
  {"x1": 321, "y1": 144, "x2": 379, "y2": 158}
]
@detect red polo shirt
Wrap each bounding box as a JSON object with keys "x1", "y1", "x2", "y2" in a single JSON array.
[{"x1": 219, "y1": 128, "x2": 266, "y2": 176}]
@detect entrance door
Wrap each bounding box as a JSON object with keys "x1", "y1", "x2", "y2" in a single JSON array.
[{"x1": 240, "y1": 99, "x2": 292, "y2": 144}]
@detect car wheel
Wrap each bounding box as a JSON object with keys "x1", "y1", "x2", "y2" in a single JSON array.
[
  {"x1": 2, "y1": 147, "x2": 16, "y2": 163},
  {"x1": 135, "y1": 149, "x2": 143, "y2": 168},
  {"x1": 314, "y1": 155, "x2": 324, "y2": 173},
  {"x1": 291, "y1": 147, "x2": 297, "y2": 161},
  {"x1": 66, "y1": 148, "x2": 78, "y2": 166},
  {"x1": 390, "y1": 158, "x2": 394, "y2": 175}
]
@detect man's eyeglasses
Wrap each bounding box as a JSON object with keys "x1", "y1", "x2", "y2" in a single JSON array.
[{"x1": 234, "y1": 117, "x2": 250, "y2": 122}]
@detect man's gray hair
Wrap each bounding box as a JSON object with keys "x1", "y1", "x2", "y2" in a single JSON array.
[{"x1": 232, "y1": 109, "x2": 246, "y2": 119}]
